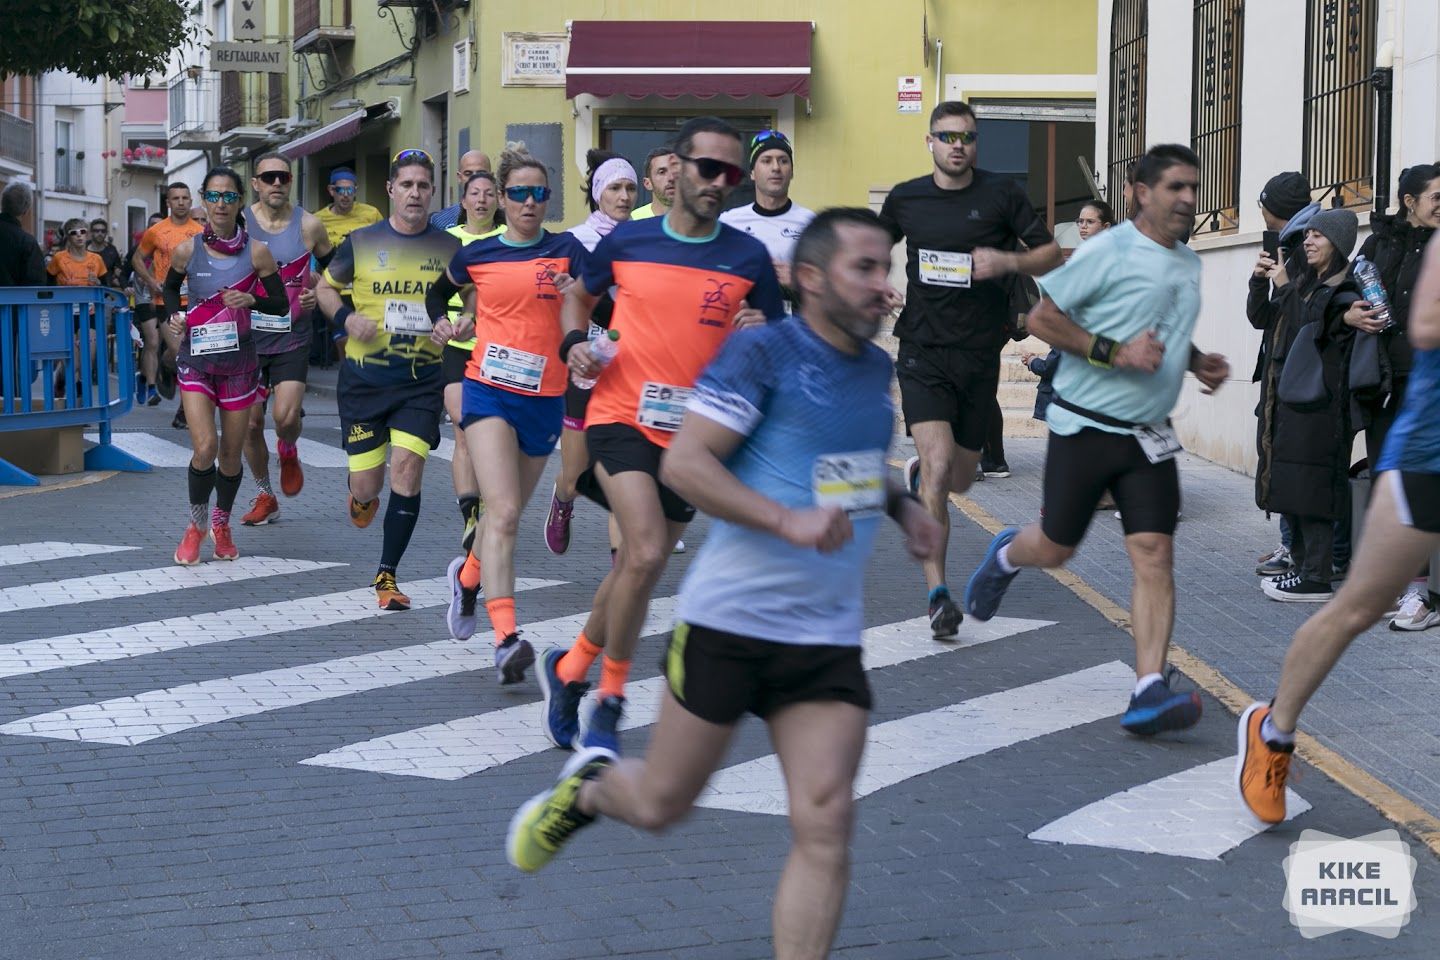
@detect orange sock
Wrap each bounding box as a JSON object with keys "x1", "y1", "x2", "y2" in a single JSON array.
[
  {"x1": 486, "y1": 596, "x2": 516, "y2": 647},
  {"x1": 556, "y1": 632, "x2": 602, "y2": 685},
  {"x1": 459, "y1": 552, "x2": 481, "y2": 590},
  {"x1": 598, "y1": 655, "x2": 631, "y2": 700}
]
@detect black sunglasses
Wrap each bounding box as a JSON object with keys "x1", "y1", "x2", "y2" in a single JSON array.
[
  {"x1": 675, "y1": 154, "x2": 744, "y2": 187},
  {"x1": 256, "y1": 170, "x2": 292, "y2": 186}
]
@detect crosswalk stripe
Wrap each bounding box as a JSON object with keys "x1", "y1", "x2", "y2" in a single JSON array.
[
  {"x1": 263, "y1": 430, "x2": 349, "y2": 468},
  {"x1": 694, "y1": 661, "x2": 1137, "y2": 815},
  {"x1": 2, "y1": 587, "x2": 639, "y2": 745},
  {"x1": 0, "y1": 577, "x2": 562, "y2": 680},
  {"x1": 1027, "y1": 756, "x2": 1311, "y2": 860},
  {"x1": 83, "y1": 431, "x2": 192, "y2": 467},
  {"x1": 299, "y1": 614, "x2": 1055, "y2": 780},
  {"x1": 0, "y1": 542, "x2": 138, "y2": 569},
  {"x1": 0, "y1": 557, "x2": 344, "y2": 614}
]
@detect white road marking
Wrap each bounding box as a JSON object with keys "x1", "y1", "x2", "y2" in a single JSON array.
[
  {"x1": 83, "y1": 431, "x2": 192, "y2": 467},
  {"x1": 0, "y1": 542, "x2": 138, "y2": 569},
  {"x1": 263, "y1": 430, "x2": 349, "y2": 468}
]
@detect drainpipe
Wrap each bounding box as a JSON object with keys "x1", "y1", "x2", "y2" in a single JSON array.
[
  {"x1": 1371, "y1": 1, "x2": 1396, "y2": 213},
  {"x1": 934, "y1": 40, "x2": 943, "y2": 107}
]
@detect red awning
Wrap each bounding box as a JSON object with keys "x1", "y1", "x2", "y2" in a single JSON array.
[
  {"x1": 279, "y1": 109, "x2": 364, "y2": 161},
  {"x1": 565, "y1": 21, "x2": 812, "y2": 100}
]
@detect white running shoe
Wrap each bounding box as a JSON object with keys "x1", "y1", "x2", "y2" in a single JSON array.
[{"x1": 1390, "y1": 590, "x2": 1440, "y2": 632}]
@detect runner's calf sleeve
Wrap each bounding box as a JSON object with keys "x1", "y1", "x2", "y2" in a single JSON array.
[
  {"x1": 378, "y1": 492, "x2": 422, "y2": 575},
  {"x1": 213, "y1": 470, "x2": 243, "y2": 513},
  {"x1": 188, "y1": 464, "x2": 217, "y2": 506}
]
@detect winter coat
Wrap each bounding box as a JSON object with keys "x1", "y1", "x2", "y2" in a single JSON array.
[
  {"x1": 1027, "y1": 350, "x2": 1058, "y2": 420},
  {"x1": 1356, "y1": 211, "x2": 1436, "y2": 397},
  {"x1": 1249, "y1": 202, "x2": 1322, "y2": 383},
  {"x1": 1250, "y1": 265, "x2": 1361, "y2": 520}
]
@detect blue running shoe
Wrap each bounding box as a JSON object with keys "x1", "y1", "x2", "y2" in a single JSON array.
[
  {"x1": 445, "y1": 556, "x2": 478, "y2": 640},
  {"x1": 495, "y1": 633, "x2": 535, "y2": 686},
  {"x1": 574, "y1": 694, "x2": 624, "y2": 755},
  {"x1": 1121, "y1": 672, "x2": 1202, "y2": 736},
  {"x1": 537, "y1": 648, "x2": 590, "y2": 749},
  {"x1": 965, "y1": 527, "x2": 1020, "y2": 622}
]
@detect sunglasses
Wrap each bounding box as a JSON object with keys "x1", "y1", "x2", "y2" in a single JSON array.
[
  {"x1": 930, "y1": 130, "x2": 978, "y2": 145},
  {"x1": 256, "y1": 170, "x2": 292, "y2": 186},
  {"x1": 331, "y1": 185, "x2": 356, "y2": 196},
  {"x1": 202, "y1": 190, "x2": 242, "y2": 204},
  {"x1": 67, "y1": 229, "x2": 89, "y2": 237},
  {"x1": 391, "y1": 148, "x2": 434, "y2": 167},
  {"x1": 750, "y1": 129, "x2": 789, "y2": 149},
  {"x1": 676, "y1": 154, "x2": 744, "y2": 187},
  {"x1": 504, "y1": 185, "x2": 552, "y2": 203}
]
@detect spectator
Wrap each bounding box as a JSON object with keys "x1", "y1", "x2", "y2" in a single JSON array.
[
  {"x1": 87, "y1": 218, "x2": 122, "y2": 287},
  {"x1": 0, "y1": 182, "x2": 44, "y2": 286},
  {"x1": 1076, "y1": 199, "x2": 1115, "y2": 241},
  {"x1": 46, "y1": 217, "x2": 111, "y2": 399},
  {"x1": 1022, "y1": 349, "x2": 1057, "y2": 420}
]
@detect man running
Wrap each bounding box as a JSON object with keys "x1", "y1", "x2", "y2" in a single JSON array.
[
  {"x1": 507, "y1": 210, "x2": 942, "y2": 960},
  {"x1": 134, "y1": 183, "x2": 203, "y2": 427},
  {"x1": 963, "y1": 143, "x2": 1230, "y2": 735},
  {"x1": 315, "y1": 168, "x2": 383, "y2": 246},
  {"x1": 879, "y1": 100, "x2": 1062, "y2": 639},
  {"x1": 1238, "y1": 233, "x2": 1440, "y2": 824},
  {"x1": 316, "y1": 149, "x2": 461, "y2": 610},
  {"x1": 240, "y1": 153, "x2": 334, "y2": 525},
  {"x1": 629, "y1": 146, "x2": 678, "y2": 220},
  {"x1": 538, "y1": 116, "x2": 785, "y2": 754},
  {"x1": 720, "y1": 129, "x2": 815, "y2": 299}
]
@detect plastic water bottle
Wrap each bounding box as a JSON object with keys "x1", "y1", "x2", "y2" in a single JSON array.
[
  {"x1": 1352, "y1": 257, "x2": 1395, "y2": 331},
  {"x1": 572, "y1": 329, "x2": 619, "y2": 389}
]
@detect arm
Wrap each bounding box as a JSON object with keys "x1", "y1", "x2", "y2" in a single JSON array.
[
  {"x1": 131, "y1": 234, "x2": 158, "y2": 292},
  {"x1": 1408, "y1": 233, "x2": 1440, "y2": 351},
  {"x1": 1026, "y1": 296, "x2": 1164, "y2": 373},
  {"x1": 221, "y1": 244, "x2": 286, "y2": 314},
  {"x1": 1188, "y1": 343, "x2": 1230, "y2": 395},
  {"x1": 425, "y1": 269, "x2": 469, "y2": 345}
]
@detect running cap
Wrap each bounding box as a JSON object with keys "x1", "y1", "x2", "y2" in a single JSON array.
[{"x1": 329, "y1": 168, "x2": 358, "y2": 185}]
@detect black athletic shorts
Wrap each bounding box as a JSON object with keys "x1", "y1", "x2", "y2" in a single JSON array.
[
  {"x1": 1392, "y1": 471, "x2": 1440, "y2": 534},
  {"x1": 577, "y1": 422, "x2": 695, "y2": 524},
  {"x1": 441, "y1": 343, "x2": 471, "y2": 385},
  {"x1": 1041, "y1": 427, "x2": 1181, "y2": 548},
  {"x1": 256, "y1": 344, "x2": 309, "y2": 388},
  {"x1": 562, "y1": 380, "x2": 592, "y2": 430},
  {"x1": 338, "y1": 365, "x2": 444, "y2": 467},
  {"x1": 895, "y1": 342, "x2": 1000, "y2": 451},
  {"x1": 662, "y1": 622, "x2": 872, "y2": 725},
  {"x1": 132, "y1": 302, "x2": 155, "y2": 327}
]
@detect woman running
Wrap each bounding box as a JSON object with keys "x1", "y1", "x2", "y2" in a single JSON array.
[
  {"x1": 443, "y1": 170, "x2": 506, "y2": 554},
  {"x1": 164, "y1": 166, "x2": 289, "y2": 565},
  {"x1": 426, "y1": 144, "x2": 588, "y2": 685}
]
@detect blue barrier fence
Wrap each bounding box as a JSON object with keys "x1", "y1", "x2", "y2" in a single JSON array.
[{"x1": 0, "y1": 286, "x2": 151, "y2": 485}]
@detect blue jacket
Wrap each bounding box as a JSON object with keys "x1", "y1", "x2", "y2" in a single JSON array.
[{"x1": 1027, "y1": 349, "x2": 1059, "y2": 420}]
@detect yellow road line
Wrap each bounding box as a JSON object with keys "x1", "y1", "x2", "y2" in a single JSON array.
[{"x1": 0, "y1": 471, "x2": 119, "y2": 500}]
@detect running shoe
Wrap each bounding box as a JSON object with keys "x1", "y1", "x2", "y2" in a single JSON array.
[
  {"x1": 1120, "y1": 672, "x2": 1202, "y2": 736},
  {"x1": 1261, "y1": 573, "x2": 1332, "y2": 603},
  {"x1": 538, "y1": 647, "x2": 591, "y2": 749},
  {"x1": 496, "y1": 633, "x2": 536, "y2": 686},
  {"x1": 349, "y1": 494, "x2": 378, "y2": 529},
  {"x1": 134, "y1": 380, "x2": 147, "y2": 404},
  {"x1": 1255, "y1": 546, "x2": 1292, "y2": 577},
  {"x1": 965, "y1": 527, "x2": 1019, "y2": 622},
  {"x1": 981, "y1": 462, "x2": 1011, "y2": 479},
  {"x1": 240, "y1": 492, "x2": 279, "y2": 526},
  {"x1": 210, "y1": 523, "x2": 239, "y2": 561},
  {"x1": 673, "y1": 539, "x2": 686, "y2": 554},
  {"x1": 928, "y1": 589, "x2": 963, "y2": 641},
  {"x1": 904, "y1": 455, "x2": 921, "y2": 495},
  {"x1": 544, "y1": 488, "x2": 574, "y2": 555},
  {"x1": 1236, "y1": 703, "x2": 1293, "y2": 825},
  {"x1": 157, "y1": 363, "x2": 176, "y2": 400},
  {"x1": 171, "y1": 408, "x2": 187, "y2": 430},
  {"x1": 506, "y1": 747, "x2": 614, "y2": 872},
  {"x1": 146, "y1": 386, "x2": 160, "y2": 407},
  {"x1": 374, "y1": 572, "x2": 410, "y2": 611},
  {"x1": 279, "y1": 449, "x2": 303, "y2": 497},
  {"x1": 461, "y1": 503, "x2": 479, "y2": 554},
  {"x1": 444, "y1": 556, "x2": 479, "y2": 640},
  {"x1": 174, "y1": 524, "x2": 205, "y2": 565},
  {"x1": 575, "y1": 694, "x2": 625, "y2": 755},
  {"x1": 1390, "y1": 590, "x2": 1440, "y2": 632}
]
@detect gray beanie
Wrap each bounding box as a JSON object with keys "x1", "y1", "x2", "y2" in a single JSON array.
[{"x1": 1308, "y1": 208, "x2": 1358, "y2": 259}]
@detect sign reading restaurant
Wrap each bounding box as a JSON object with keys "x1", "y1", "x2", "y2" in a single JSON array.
[{"x1": 211, "y1": 41, "x2": 290, "y2": 74}]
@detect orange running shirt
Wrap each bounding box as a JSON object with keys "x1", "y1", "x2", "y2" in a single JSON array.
[
  {"x1": 137, "y1": 218, "x2": 203, "y2": 304},
  {"x1": 46, "y1": 251, "x2": 108, "y2": 287},
  {"x1": 580, "y1": 216, "x2": 785, "y2": 447}
]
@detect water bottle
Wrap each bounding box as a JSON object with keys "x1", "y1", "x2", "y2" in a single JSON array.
[
  {"x1": 1352, "y1": 257, "x2": 1395, "y2": 331},
  {"x1": 572, "y1": 329, "x2": 619, "y2": 389}
]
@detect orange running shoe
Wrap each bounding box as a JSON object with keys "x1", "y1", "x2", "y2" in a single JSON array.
[
  {"x1": 210, "y1": 523, "x2": 239, "y2": 561},
  {"x1": 241, "y1": 492, "x2": 280, "y2": 526},
  {"x1": 349, "y1": 494, "x2": 379, "y2": 528},
  {"x1": 279, "y1": 450, "x2": 304, "y2": 497},
  {"x1": 374, "y1": 572, "x2": 410, "y2": 611},
  {"x1": 1236, "y1": 703, "x2": 1293, "y2": 825},
  {"x1": 174, "y1": 524, "x2": 205, "y2": 565}
]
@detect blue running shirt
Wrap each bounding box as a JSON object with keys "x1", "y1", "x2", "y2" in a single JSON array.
[{"x1": 1377, "y1": 347, "x2": 1440, "y2": 474}]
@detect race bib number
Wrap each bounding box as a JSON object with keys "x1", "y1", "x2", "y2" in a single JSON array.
[
  {"x1": 1133, "y1": 422, "x2": 1183, "y2": 464},
  {"x1": 637, "y1": 382, "x2": 693, "y2": 432},
  {"x1": 812, "y1": 450, "x2": 885, "y2": 517},
  {"x1": 918, "y1": 249, "x2": 972, "y2": 288},
  {"x1": 383, "y1": 299, "x2": 432, "y2": 336},
  {"x1": 190, "y1": 321, "x2": 239, "y2": 355},
  {"x1": 480, "y1": 343, "x2": 546, "y2": 394},
  {"x1": 251, "y1": 311, "x2": 291, "y2": 333}
]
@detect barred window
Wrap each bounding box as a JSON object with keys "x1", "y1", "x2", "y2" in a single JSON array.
[
  {"x1": 1191, "y1": 0, "x2": 1244, "y2": 235},
  {"x1": 1108, "y1": 0, "x2": 1148, "y2": 219},
  {"x1": 1304, "y1": 0, "x2": 1376, "y2": 208}
]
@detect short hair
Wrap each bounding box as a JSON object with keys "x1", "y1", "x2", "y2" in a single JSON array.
[
  {"x1": 253, "y1": 151, "x2": 290, "y2": 171},
  {"x1": 388, "y1": 149, "x2": 435, "y2": 181},
  {"x1": 1134, "y1": 144, "x2": 1201, "y2": 189},
  {"x1": 674, "y1": 116, "x2": 742, "y2": 158},
  {"x1": 792, "y1": 207, "x2": 895, "y2": 305},
  {"x1": 496, "y1": 141, "x2": 548, "y2": 189},
  {"x1": 61, "y1": 217, "x2": 88, "y2": 239},
  {"x1": 1, "y1": 182, "x2": 32, "y2": 217},
  {"x1": 90, "y1": 217, "x2": 107, "y2": 228},
  {"x1": 1081, "y1": 199, "x2": 1116, "y2": 226},
  {"x1": 148, "y1": 212, "x2": 165, "y2": 222},
  {"x1": 643, "y1": 145, "x2": 675, "y2": 180},
  {"x1": 929, "y1": 100, "x2": 977, "y2": 128},
  {"x1": 164, "y1": 182, "x2": 190, "y2": 197}
]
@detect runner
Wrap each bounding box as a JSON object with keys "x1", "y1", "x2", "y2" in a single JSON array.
[
  {"x1": 545, "y1": 149, "x2": 637, "y2": 556},
  {"x1": 719, "y1": 129, "x2": 815, "y2": 303},
  {"x1": 629, "y1": 146, "x2": 677, "y2": 220},
  {"x1": 878, "y1": 100, "x2": 1062, "y2": 640},
  {"x1": 429, "y1": 150, "x2": 493, "y2": 230},
  {"x1": 239, "y1": 152, "x2": 334, "y2": 526},
  {"x1": 536, "y1": 116, "x2": 785, "y2": 754},
  {"x1": 134, "y1": 183, "x2": 204, "y2": 429},
  {"x1": 423, "y1": 144, "x2": 587, "y2": 684},
  {"x1": 963, "y1": 143, "x2": 1231, "y2": 736},
  {"x1": 162, "y1": 166, "x2": 289, "y2": 565},
  {"x1": 507, "y1": 210, "x2": 943, "y2": 960},
  {"x1": 314, "y1": 168, "x2": 383, "y2": 246},
  {"x1": 126, "y1": 212, "x2": 166, "y2": 406},
  {"x1": 315, "y1": 149, "x2": 461, "y2": 610},
  {"x1": 442, "y1": 170, "x2": 505, "y2": 554},
  {"x1": 1238, "y1": 232, "x2": 1440, "y2": 824}
]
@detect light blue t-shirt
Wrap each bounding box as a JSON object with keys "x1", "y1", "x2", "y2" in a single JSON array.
[
  {"x1": 1037, "y1": 221, "x2": 1202, "y2": 435},
  {"x1": 675, "y1": 316, "x2": 896, "y2": 647}
]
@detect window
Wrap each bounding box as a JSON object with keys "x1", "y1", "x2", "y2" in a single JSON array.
[
  {"x1": 973, "y1": 102, "x2": 1098, "y2": 248},
  {"x1": 1303, "y1": 0, "x2": 1376, "y2": 208},
  {"x1": 1191, "y1": 0, "x2": 1244, "y2": 234},
  {"x1": 54, "y1": 119, "x2": 78, "y2": 193},
  {"x1": 1108, "y1": 0, "x2": 1148, "y2": 219},
  {"x1": 599, "y1": 113, "x2": 773, "y2": 208}
]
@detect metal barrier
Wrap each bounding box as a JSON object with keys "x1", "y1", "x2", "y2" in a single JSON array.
[{"x1": 0, "y1": 286, "x2": 151, "y2": 485}]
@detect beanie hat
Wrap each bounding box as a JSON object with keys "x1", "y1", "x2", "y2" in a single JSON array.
[
  {"x1": 747, "y1": 130, "x2": 793, "y2": 170},
  {"x1": 1260, "y1": 171, "x2": 1312, "y2": 220},
  {"x1": 1308, "y1": 208, "x2": 1358, "y2": 259}
]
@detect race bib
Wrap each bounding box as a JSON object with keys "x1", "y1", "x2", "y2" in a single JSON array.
[
  {"x1": 190, "y1": 321, "x2": 239, "y2": 355},
  {"x1": 637, "y1": 382, "x2": 693, "y2": 432},
  {"x1": 480, "y1": 343, "x2": 546, "y2": 394},
  {"x1": 918, "y1": 249, "x2": 972, "y2": 288},
  {"x1": 1133, "y1": 422, "x2": 1182, "y2": 464},
  {"x1": 812, "y1": 450, "x2": 885, "y2": 517},
  {"x1": 383, "y1": 299, "x2": 432, "y2": 335},
  {"x1": 251, "y1": 311, "x2": 292, "y2": 333}
]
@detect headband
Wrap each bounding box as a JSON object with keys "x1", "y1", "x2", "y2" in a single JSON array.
[{"x1": 591, "y1": 158, "x2": 638, "y2": 203}]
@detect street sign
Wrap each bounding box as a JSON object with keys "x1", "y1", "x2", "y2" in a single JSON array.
[
  {"x1": 233, "y1": 0, "x2": 264, "y2": 41},
  {"x1": 211, "y1": 41, "x2": 289, "y2": 74}
]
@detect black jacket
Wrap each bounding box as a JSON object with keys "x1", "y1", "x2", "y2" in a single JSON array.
[
  {"x1": 1250, "y1": 266, "x2": 1361, "y2": 520},
  {"x1": 1356, "y1": 211, "x2": 1435, "y2": 392},
  {"x1": 0, "y1": 214, "x2": 45, "y2": 286}
]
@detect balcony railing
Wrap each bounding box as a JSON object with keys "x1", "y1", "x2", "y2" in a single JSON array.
[
  {"x1": 0, "y1": 110, "x2": 35, "y2": 166},
  {"x1": 168, "y1": 71, "x2": 216, "y2": 141},
  {"x1": 219, "y1": 72, "x2": 287, "y2": 132},
  {"x1": 295, "y1": 0, "x2": 355, "y2": 50}
]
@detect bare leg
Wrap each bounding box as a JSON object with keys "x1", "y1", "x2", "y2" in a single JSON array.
[
  {"x1": 908, "y1": 420, "x2": 979, "y2": 591},
  {"x1": 242, "y1": 400, "x2": 269, "y2": 484},
  {"x1": 1124, "y1": 532, "x2": 1175, "y2": 677},
  {"x1": 182, "y1": 390, "x2": 219, "y2": 469},
  {"x1": 216, "y1": 406, "x2": 250, "y2": 476},
  {"x1": 556, "y1": 424, "x2": 588, "y2": 502},
  {"x1": 443, "y1": 383, "x2": 477, "y2": 503},
  {"x1": 595, "y1": 465, "x2": 685, "y2": 661},
  {"x1": 464, "y1": 417, "x2": 547, "y2": 599}
]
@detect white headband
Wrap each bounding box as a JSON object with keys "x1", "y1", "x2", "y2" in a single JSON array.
[{"x1": 592, "y1": 158, "x2": 638, "y2": 202}]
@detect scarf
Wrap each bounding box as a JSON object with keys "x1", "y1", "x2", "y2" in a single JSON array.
[
  {"x1": 203, "y1": 223, "x2": 248, "y2": 256},
  {"x1": 586, "y1": 157, "x2": 638, "y2": 238}
]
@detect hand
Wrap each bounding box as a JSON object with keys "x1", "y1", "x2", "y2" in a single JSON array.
[
  {"x1": 298, "y1": 287, "x2": 317, "y2": 311},
  {"x1": 1021, "y1": 352, "x2": 1036, "y2": 367},
  {"x1": 167, "y1": 312, "x2": 185, "y2": 338},
  {"x1": 971, "y1": 247, "x2": 1016, "y2": 282},
  {"x1": 1344, "y1": 301, "x2": 1387, "y2": 334},
  {"x1": 732, "y1": 299, "x2": 766, "y2": 329},
  {"x1": 345, "y1": 312, "x2": 378, "y2": 341},
  {"x1": 220, "y1": 288, "x2": 255, "y2": 310},
  {"x1": 1253, "y1": 251, "x2": 1277, "y2": 279},
  {"x1": 450, "y1": 313, "x2": 475, "y2": 341},
  {"x1": 1113, "y1": 330, "x2": 1165, "y2": 373},
  {"x1": 552, "y1": 271, "x2": 578, "y2": 295},
  {"x1": 568, "y1": 340, "x2": 598, "y2": 380},
  {"x1": 777, "y1": 505, "x2": 853, "y2": 554},
  {"x1": 429, "y1": 319, "x2": 456, "y2": 346},
  {"x1": 897, "y1": 497, "x2": 944, "y2": 561},
  {"x1": 885, "y1": 285, "x2": 905, "y2": 313},
  {"x1": 1192, "y1": 352, "x2": 1230, "y2": 395},
  {"x1": 773, "y1": 261, "x2": 792, "y2": 288}
]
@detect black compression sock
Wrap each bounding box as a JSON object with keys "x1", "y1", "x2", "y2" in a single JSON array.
[
  {"x1": 379, "y1": 492, "x2": 422, "y2": 575},
  {"x1": 458, "y1": 495, "x2": 479, "y2": 523},
  {"x1": 214, "y1": 470, "x2": 243, "y2": 513}
]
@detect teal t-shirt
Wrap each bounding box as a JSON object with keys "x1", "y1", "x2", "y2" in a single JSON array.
[{"x1": 1036, "y1": 221, "x2": 1201, "y2": 436}]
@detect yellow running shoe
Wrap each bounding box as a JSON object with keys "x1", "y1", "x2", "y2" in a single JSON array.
[
  {"x1": 507, "y1": 748, "x2": 613, "y2": 872},
  {"x1": 373, "y1": 572, "x2": 411, "y2": 611},
  {"x1": 1236, "y1": 703, "x2": 1292, "y2": 825},
  {"x1": 349, "y1": 494, "x2": 379, "y2": 529}
]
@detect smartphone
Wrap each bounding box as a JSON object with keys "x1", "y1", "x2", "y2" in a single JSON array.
[{"x1": 1262, "y1": 230, "x2": 1280, "y2": 262}]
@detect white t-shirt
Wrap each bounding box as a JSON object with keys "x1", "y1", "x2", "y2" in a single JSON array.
[{"x1": 719, "y1": 199, "x2": 816, "y2": 265}]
